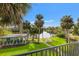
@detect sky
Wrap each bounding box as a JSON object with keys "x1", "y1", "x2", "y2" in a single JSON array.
[{"x1": 23, "y1": 3, "x2": 79, "y2": 27}]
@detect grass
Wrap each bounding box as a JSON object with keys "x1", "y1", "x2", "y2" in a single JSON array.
[
  {"x1": 28, "y1": 38, "x2": 46, "y2": 43},
  {"x1": 0, "y1": 36, "x2": 67, "y2": 56},
  {"x1": 0, "y1": 43, "x2": 48, "y2": 56},
  {"x1": 48, "y1": 36, "x2": 66, "y2": 46}
]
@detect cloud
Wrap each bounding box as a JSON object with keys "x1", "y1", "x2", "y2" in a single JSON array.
[
  {"x1": 44, "y1": 19, "x2": 54, "y2": 23},
  {"x1": 44, "y1": 24, "x2": 53, "y2": 28},
  {"x1": 30, "y1": 21, "x2": 34, "y2": 24},
  {"x1": 44, "y1": 19, "x2": 55, "y2": 27}
]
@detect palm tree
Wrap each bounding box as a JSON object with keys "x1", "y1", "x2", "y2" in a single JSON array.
[
  {"x1": 61, "y1": 15, "x2": 74, "y2": 43},
  {"x1": 29, "y1": 25, "x2": 38, "y2": 42},
  {"x1": 0, "y1": 3, "x2": 31, "y2": 33},
  {"x1": 23, "y1": 20, "x2": 31, "y2": 41},
  {"x1": 34, "y1": 14, "x2": 44, "y2": 43},
  {"x1": 23, "y1": 20, "x2": 30, "y2": 32}
]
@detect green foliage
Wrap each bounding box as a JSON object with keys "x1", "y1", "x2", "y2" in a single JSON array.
[
  {"x1": 56, "y1": 32, "x2": 65, "y2": 38},
  {"x1": 61, "y1": 15, "x2": 74, "y2": 29},
  {"x1": 46, "y1": 26, "x2": 63, "y2": 35},
  {"x1": 60, "y1": 15, "x2": 74, "y2": 43},
  {"x1": 35, "y1": 14, "x2": 44, "y2": 28},
  {"x1": 73, "y1": 18, "x2": 79, "y2": 35},
  {"x1": 72, "y1": 25, "x2": 79, "y2": 35},
  {"x1": 0, "y1": 16, "x2": 11, "y2": 26},
  {"x1": 0, "y1": 3, "x2": 31, "y2": 25},
  {"x1": 46, "y1": 27, "x2": 53, "y2": 34},
  {"x1": 0, "y1": 4, "x2": 31, "y2": 33},
  {"x1": 29, "y1": 25, "x2": 39, "y2": 35},
  {"x1": 0, "y1": 28, "x2": 12, "y2": 36},
  {"x1": 77, "y1": 18, "x2": 79, "y2": 27},
  {"x1": 23, "y1": 20, "x2": 31, "y2": 30}
]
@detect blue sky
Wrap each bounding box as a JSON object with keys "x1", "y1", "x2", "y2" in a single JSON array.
[{"x1": 23, "y1": 3, "x2": 79, "y2": 27}]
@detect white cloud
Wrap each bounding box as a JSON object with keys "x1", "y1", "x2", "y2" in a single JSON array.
[
  {"x1": 44, "y1": 19, "x2": 55, "y2": 27},
  {"x1": 30, "y1": 21, "x2": 34, "y2": 24},
  {"x1": 44, "y1": 24, "x2": 53, "y2": 28},
  {"x1": 44, "y1": 19, "x2": 54, "y2": 23}
]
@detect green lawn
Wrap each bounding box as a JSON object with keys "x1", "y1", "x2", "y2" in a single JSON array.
[
  {"x1": 0, "y1": 36, "x2": 67, "y2": 56},
  {"x1": 0, "y1": 43, "x2": 48, "y2": 56},
  {"x1": 48, "y1": 37, "x2": 66, "y2": 46}
]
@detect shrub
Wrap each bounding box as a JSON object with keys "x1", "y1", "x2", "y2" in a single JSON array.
[
  {"x1": 69, "y1": 35, "x2": 79, "y2": 41},
  {"x1": 56, "y1": 33, "x2": 65, "y2": 38},
  {"x1": 0, "y1": 28, "x2": 13, "y2": 36}
]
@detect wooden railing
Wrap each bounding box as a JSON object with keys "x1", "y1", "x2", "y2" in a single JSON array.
[
  {"x1": 0, "y1": 34, "x2": 28, "y2": 48},
  {"x1": 15, "y1": 42, "x2": 79, "y2": 56}
]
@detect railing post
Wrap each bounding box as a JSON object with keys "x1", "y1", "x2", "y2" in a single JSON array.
[
  {"x1": 61, "y1": 46, "x2": 64, "y2": 56},
  {"x1": 45, "y1": 50, "x2": 47, "y2": 56},
  {"x1": 52, "y1": 48, "x2": 55, "y2": 56},
  {"x1": 55, "y1": 48, "x2": 58, "y2": 56},
  {"x1": 35, "y1": 52, "x2": 38, "y2": 56},
  {"x1": 64, "y1": 45, "x2": 66, "y2": 56},
  {"x1": 77, "y1": 43, "x2": 79, "y2": 56},
  {"x1": 49, "y1": 48, "x2": 52, "y2": 56},
  {"x1": 58, "y1": 46, "x2": 61, "y2": 56},
  {"x1": 73, "y1": 43, "x2": 76, "y2": 56},
  {"x1": 40, "y1": 50, "x2": 43, "y2": 56}
]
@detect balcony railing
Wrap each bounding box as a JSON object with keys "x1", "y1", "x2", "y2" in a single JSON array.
[{"x1": 15, "y1": 42, "x2": 79, "y2": 56}]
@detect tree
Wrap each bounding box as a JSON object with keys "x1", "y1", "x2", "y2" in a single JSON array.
[
  {"x1": 76, "y1": 18, "x2": 79, "y2": 35},
  {"x1": 29, "y1": 25, "x2": 39, "y2": 42},
  {"x1": 61, "y1": 15, "x2": 74, "y2": 43},
  {"x1": 77, "y1": 18, "x2": 79, "y2": 27},
  {"x1": 72, "y1": 24, "x2": 78, "y2": 35},
  {"x1": 73, "y1": 18, "x2": 79, "y2": 35},
  {"x1": 23, "y1": 20, "x2": 31, "y2": 41},
  {"x1": 34, "y1": 14, "x2": 44, "y2": 43},
  {"x1": 46, "y1": 27, "x2": 54, "y2": 35},
  {"x1": 0, "y1": 3, "x2": 31, "y2": 33},
  {"x1": 23, "y1": 20, "x2": 31, "y2": 32}
]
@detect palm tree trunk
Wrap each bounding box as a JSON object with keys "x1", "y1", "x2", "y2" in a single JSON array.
[
  {"x1": 27, "y1": 32, "x2": 29, "y2": 41},
  {"x1": 67, "y1": 30, "x2": 70, "y2": 43},
  {"x1": 32, "y1": 35, "x2": 34, "y2": 42},
  {"x1": 36, "y1": 34, "x2": 38, "y2": 39},
  {"x1": 38, "y1": 29, "x2": 40, "y2": 43},
  {"x1": 64, "y1": 29, "x2": 68, "y2": 43},
  {"x1": 42, "y1": 32, "x2": 43, "y2": 38},
  {"x1": 65, "y1": 29, "x2": 69, "y2": 43},
  {"x1": 19, "y1": 22, "x2": 23, "y2": 34},
  {"x1": 42, "y1": 28, "x2": 43, "y2": 38},
  {"x1": 42, "y1": 29, "x2": 43, "y2": 38}
]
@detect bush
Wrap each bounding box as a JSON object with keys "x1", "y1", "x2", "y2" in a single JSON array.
[
  {"x1": 0, "y1": 28, "x2": 13, "y2": 36},
  {"x1": 56, "y1": 33, "x2": 65, "y2": 38},
  {"x1": 69, "y1": 35, "x2": 79, "y2": 41}
]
